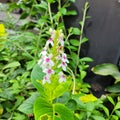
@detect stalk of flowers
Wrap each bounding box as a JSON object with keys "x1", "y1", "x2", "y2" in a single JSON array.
[{"x1": 38, "y1": 28, "x2": 69, "y2": 84}]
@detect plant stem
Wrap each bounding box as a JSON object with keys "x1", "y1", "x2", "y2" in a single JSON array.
[
  {"x1": 48, "y1": 2, "x2": 53, "y2": 27},
  {"x1": 75, "y1": 2, "x2": 89, "y2": 75},
  {"x1": 68, "y1": 67, "x2": 76, "y2": 94}
]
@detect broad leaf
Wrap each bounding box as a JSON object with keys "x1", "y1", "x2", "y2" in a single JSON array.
[
  {"x1": 18, "y1": 92, "x2": 40, "y2": 114},
  {"x1": 53, "y1": 103, "x2": 74, "y2": 120},
  {"x1": 92, "y1": 63, "x2": 120, "y2": 83},
  {"x1": 53, "y1": 79, "x2": 71, "y2": 99},
  {"x1": 34, "y1": 97, "x2": 74, "y2": 120},
  {"x1": 31, "y1": 64, "x2": 45, "y2": 94},
  {"x1": 34, "y1": 97, "x2": 53, "y2": 120},
  {"x1": 106, "y1": 82, "x2": 120, "y2": 93}
]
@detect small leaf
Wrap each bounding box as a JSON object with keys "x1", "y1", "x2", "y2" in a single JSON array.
[
  {"x1": 81, "y1": 37, "x2": 88, "y2": 44},
  {"x1": 70, "y1": 0, "x2": 75, "y2": 2},
  {"x1": 70, "y1": 39, "x2": 79, "y2": 46},
  {"x1": 101, "y1": 105, "x2": 109, "y2": 117},
  {"x1": 71, "y1": 28, "x2": 81, "y2": 35},
  {"x1": 80, "y1": 57, "x2": 93, "y2": 62},
  {"x1": 107, "y1": 96, "x2": 115, "y2": 105},
  {"x1": 111, "y1": 115, "x2": 119, "y2": 120},
  {"x1": 114, "y1": 102, "x2": 120, "y2": 110},
  {"x1": 92, "y1": 115, "x2": 105, "y2": 120},
  {"x1": 115, "y1": 110, "x2": 120, "y2": 117},
  {"x1": 66, "y1": 10, "x2": 77, "y2": 15},
  {"x1": 48, "y1": 0, "x2": 55, "y2": 3},
  {"x1": 59, "y1": 8, "x2": 67, "y2": 15},
  {"x1": 3, "y1": 61, "x2": 20, "y2": 70}
]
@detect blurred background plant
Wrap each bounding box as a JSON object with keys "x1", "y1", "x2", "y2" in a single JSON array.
[{"x1": 0, "y1": 0, "x2": 120, "y2": 120}]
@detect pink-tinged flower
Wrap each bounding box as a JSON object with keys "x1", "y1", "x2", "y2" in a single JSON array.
[
  {"x1": 43, "y1": 68, "x2": 54, "y2": 76},
  {"x1": 61, "y1": 53, "x2": 69, "y2": 63},
  {"x1": 59, "y1": 72, "x2": 66, "y2": 83},
  {"x1": 42, "y1": 54, "x2": 54, "y2": 68},
  {"x1": 39, "y1": 49, "x2": 48, "y2": 57},
  {"x1": 46, "y1": 37, "x2": 54, "y2": 46},
  {"x1": 58, "y1": 62, "x2": 67, "y2": 71},
  {"x1": 58, "y1": 37, "x2": 64, "y2": 46},
  {"x1": 42, "y1": 75, "x2": 51, "y2": 84},
  {"x1": 38, "y1": 49, "x2": 48, "y2": 65}
]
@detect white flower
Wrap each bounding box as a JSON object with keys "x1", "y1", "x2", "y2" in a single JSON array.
[
  {"x1": 46, "y1": 37, "x2": 54, "y2": 46},
  {"x1": 58, "y1": 37, "x2": 64, "y2": 46},
  {"x1": 42, "y1": 54, "x2": 54, "y2": 68},
  {"x1": 61, "y1": 53, "x2": 69, "y2": 63},
  {"x1": 59, "y1": 72, "x2": 66, "y2": 83},
  {"x1": 38, "y1": 49, "x2": 48, "y2": 65},
  {"x1": 43, "y1": 68, "x2": 54, "y2": 76},
  {"x1": 58, "y1": 62, "x2": 67, "y2": 71},
  {"x1": 42, "y1": 75, "x2": 51, "y2": 84}
]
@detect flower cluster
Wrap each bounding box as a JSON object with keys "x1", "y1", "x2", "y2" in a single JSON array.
[{"x1": 38, "y1": 28, "x2": 69, "y2": 84}]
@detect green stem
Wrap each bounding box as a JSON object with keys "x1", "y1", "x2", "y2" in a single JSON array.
[
  {"x1": 75, "y1": 2, "x2": 89, "y2": 75},
  {"x1": 35, "y1": 25, "x2": 44, "y2": 59},
  {"x1": 48, "y1": 2, "x2": 53, "y2": 27},
  {"x1": 68, "y1": 67, "x2": 76, "y2": 94}
]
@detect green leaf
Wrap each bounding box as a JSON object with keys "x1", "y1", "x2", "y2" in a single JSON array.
[
  {"x1": 0, "y1": 104, "x2": 3, "y2": 115},
  {"x1": 81, "y1": 37, "x2": 88, "y2": 44},
  {"x1": 101, "y1": 105, "x2": 109, "y2": 117},
  {"x1": 115, "y1": 110, "x2": 120, "y2": 117},
  {"x1": 111, "y1": 115, "x2": 119, "y2": 120},
  {"x1": 92, "y1": 63, "x2": 120, "y2": 83},
  {"x1": 34, "y1": 1, "x2": 48, "y2": 10},
  {"x1": 31, "y1": 64, "x2": 45, "y2": 94},
  {"x1": 66, "y1": 10, "x2": 77, "y2": 15},
  {"x1": 18, "y1": 92, "x2": 40, "y2": 114},
  {"x1": 106, "y1": 82, "x2": 120, "y2": 93},
  {"x1": 13, "y1": 112, "x2": 26, "y2": 120},
  {"x1": 34, "y1": 97, "x2": 74, "y2": 120},
  {"x1": 72, "y1": 28, "x2": 81, "y2": 35},
  {"x1": 114, "y1": 102, "x2": 120, "y2": 110},
  {"x1": 53, "y1": 103, "x2": 74, "y2": 120},
  {"x1": 3, "y1": 61, "x2": 20, "y2": 70},
  {"x1": 48, "y1": 0, "x2": 55, "y2": 3},
  {"x1": 91, "y1": 115, "x2": 105, "y2": 120},
  {"x1": 59, "y1": 8, "x2": 67, "y2": 15},
  {"x1": 80, "y1": 57, "x2": 93, "y2": 62},
  {"x1": 66, "y1": 99, "x2": 77, "y2": 110},
  {"x1": 34, "y1": 97, "x2": 53, "y2": 120},
  {"x1": 53, "y1": 79, "x2": 71, "y2": 99},
  {"x1": 70, "y1": 0, "x2": 76, "y2": 2},
  {"x1": 107, "y1": 96, "x2": 115, "y2": 105},
  {"x1": 70, "y1": 39, "x2": 79, "y2": 46},
  {"x1": 20, "y1": 12, "x2": 29, "y2": 19}
]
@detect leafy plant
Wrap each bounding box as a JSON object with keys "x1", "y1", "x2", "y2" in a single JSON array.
[
  {"x1": 1, "y1": 0, "x2": 120, "y2": 119},
  {"x1": 92, "y1": 63, "x2": 120, "y2": 93}
]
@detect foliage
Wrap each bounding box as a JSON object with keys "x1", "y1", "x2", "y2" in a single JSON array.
[
  {"x1": 0, "y1": 0, "x2": 120, "y2": 120},
  {"x1": 92, "y1": 63, "x2": 120, "y2": 93}
]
